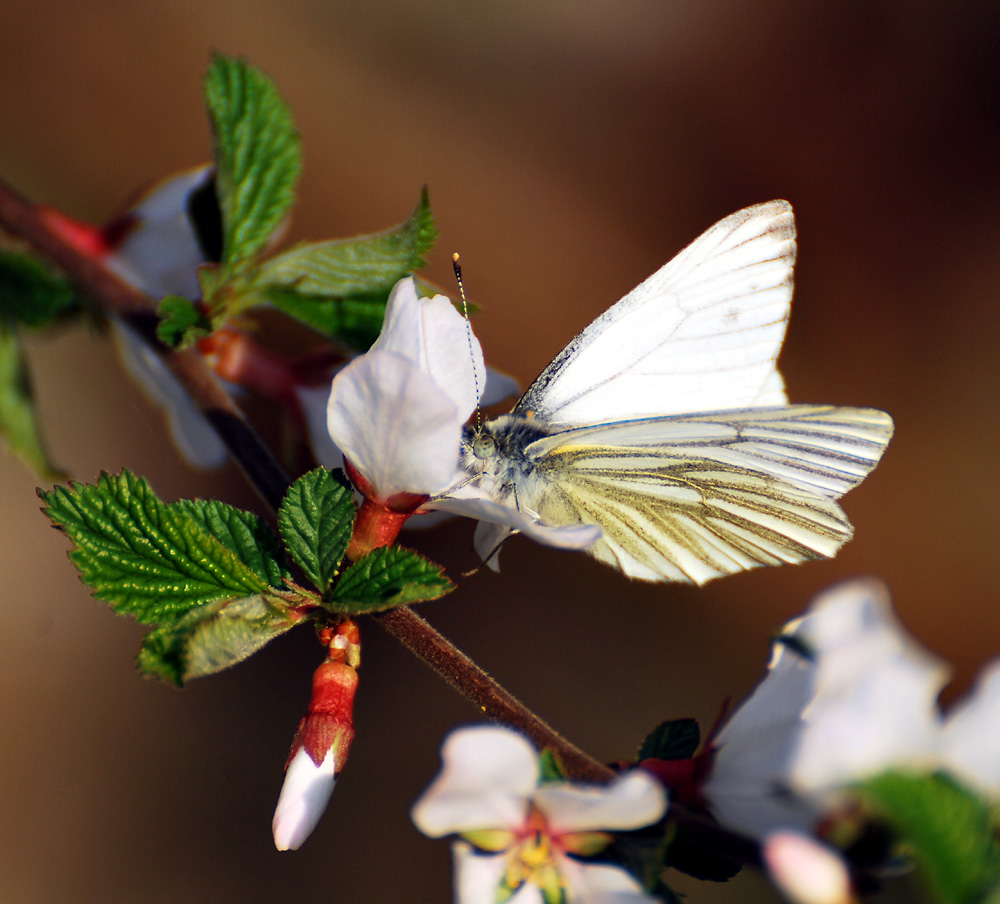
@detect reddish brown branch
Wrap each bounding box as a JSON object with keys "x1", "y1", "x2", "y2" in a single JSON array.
[
  {"x1": 375, "y1": 606, "x2": 614, "y2": 782},
  {"x1": 0, "y1": 175, "x2": 613, "y2": 783}
]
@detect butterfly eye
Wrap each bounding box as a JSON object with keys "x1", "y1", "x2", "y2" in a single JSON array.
[{"x1": 472, "y1": 435, "x2": 497, "y2": 460}]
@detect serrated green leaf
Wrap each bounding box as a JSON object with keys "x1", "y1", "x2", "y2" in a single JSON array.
[
  {"x1": 137, "y1": 593, "x2": 301, "y2": 686},
  {"x1": 329, "y1": 545, "x2": 453, "y2": 614},
  {"x1": 256, "y1": 187, "x2": 437, "y2": 299},
  {"x1": 265, "y1": 289, "x2": 390, "y2": 350},
  {"x1": 156, "y1": 295, "x2": 211, "y2": 348},
  {"x1": 859, "y1": 771, "x2": 1000, "y2": 904},
  {"x1": 638, "y1": 720, "x2": 701, "y2": 762},
  {"x1": 204, "y1": 53, "x2": 300, "y2": 275},
  {"x1": 277, "y1": 468, "x2": 354, "y2": 593},
  {"x1": 172, "y1": 497, "x2": 290, "y2": 587},
  {"x1": 39, "y1": 470, "x2": 270, "y2": 624},
  {"x1": 0, "y1": 320, "x2": 64, "y2": 481},
  {"x1": 0, "y1": 251, "x2": 78, "y2": 328}
]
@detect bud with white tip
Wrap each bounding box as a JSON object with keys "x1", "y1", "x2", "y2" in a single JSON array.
[{"x1": 272, "y1": 623, "x2": 360, "y2": 851}]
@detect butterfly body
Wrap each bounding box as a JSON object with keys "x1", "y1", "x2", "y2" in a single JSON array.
[{"x1": 453, "y1": 201, "x2": 893, "y2": 584}]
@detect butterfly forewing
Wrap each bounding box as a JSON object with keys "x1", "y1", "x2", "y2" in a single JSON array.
[{"x1": 515, "y1": 200, "x2": 796, "y2": 426}]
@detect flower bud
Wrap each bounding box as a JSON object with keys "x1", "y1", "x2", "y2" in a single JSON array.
[
  {"x1": 272, "y1": 658, "x2": 359, "y2": 851},
  {"x1": 763, "y1": 832, "x2": 855, "y2": 904}
]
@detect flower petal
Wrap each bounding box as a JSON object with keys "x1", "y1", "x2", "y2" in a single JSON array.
[
  {"x1": 105, "y1": 165, "x2": 214, "y2": 300},
  {"x1": 111, "y1": 321, "x2": 228, "y2": 470},
  {"x1": 481, "y1": 367, "x2": 519, "y2": 407},
  {"x1": 453, "y1": 842, "x2": 541, "y2": 904},
  {"x1": 790, "y1": 580, "x2": 947, "y2": 792},
  {"x1": 763, "y1": 832, "x2": 854, "y2": 904},
  {"x1": 430, "y1": 489, "x2": 602, "y2": 566},
  {"x1": 941, "y1": 658, "x2": 1000, "y2": 797},
  {"x1": 703, "y1": 615, "x2": 824, "y2": 838},
  {"x1": 295, "y1": 382, "x2": 342, "y2": 469},
  {"x1": 373, "y1": 278, "x2": 486, "y2": 422},
  {"x1": 327, "y1": 350, "x2": 462, "y2": 498},
  {"x1": 412, "y1": 726, "x2": 539, "y2": 837},
  {"x1": 559, "y1": 857, "x2": 661, "y2": 904},
  {"x1": 535, "y1": 771, "x2": 666, "y2": 834},
  {"x1": 272, "y1": 748, "x2": 337, "y2": 851}
]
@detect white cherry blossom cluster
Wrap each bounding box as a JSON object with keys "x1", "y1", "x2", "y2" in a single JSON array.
[{"x1": 703, "y1": 578, "x2": 1000, "y2": 840}]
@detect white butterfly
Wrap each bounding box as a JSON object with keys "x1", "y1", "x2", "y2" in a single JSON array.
[{"x1": 453, "y1": 200, "x2": 893, "y2": 584}]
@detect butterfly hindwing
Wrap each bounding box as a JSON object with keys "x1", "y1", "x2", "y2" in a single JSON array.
[{"x1": 520, "y1": 406, "x2": 893, "y2": 584}]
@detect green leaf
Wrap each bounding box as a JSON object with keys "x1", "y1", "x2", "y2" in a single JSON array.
[
  {"x1": 859, "y1": 771, "x2": 1000, "y2": 904},
  {"x1": 0, "y1": 320, "x2": 64, "y2": 480},
  {"x1": 156, "y1": 295, "x2": 212, "y2": 348},
  {"x1": 277, "y1": 468, "x2": 355, "y2": 594},
  {"x1": 637, "y1": 719, "x2": 701, "y2": 762},
  {"x1": 264, "y1": 289, "x2": 391, "y2": 351},
  {"x1": 538, "y1": 748, "x2": 568, "y2": 784},
  {"x1": 38, "y1": 470, "x2": 272, "y2": 624},
  {"x1": 329, "y1": 546, "x2": 454, "y2": 614},
  {"x1": 0, "y1": 250, "x2": 78, "y2": 328},
  {"x1": 203, "y1": 53, "x2": 301, "y2": 275},
  {"x1": 171, "y1": 497, "x2": 290, "y2": 587},
  {"x1": 256, "y1": 187, "x2": 437, "y2": 299},
  {"x1": 137, "y1": 593, "x2": 301, "y2": 687}
]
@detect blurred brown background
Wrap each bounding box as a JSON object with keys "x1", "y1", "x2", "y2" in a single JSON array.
[{"x1": 2, "y1": 2, "x2": 999, "y2": 901}]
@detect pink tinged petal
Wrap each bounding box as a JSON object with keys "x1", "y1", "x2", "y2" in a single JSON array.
[
  {"x1": 272, "y1": 748, "x2": 337, "y2": 851},
  {"x1": 763, "y1": 833, "x2": 854, "y2": 904},
  {"x1": 111, "y1": 321, "x2": 228, "y2": 470},
  {"x1": 452, "y1": 843, "x2": 542, "y2": 904},
  {"x1": 412, "y1": 727, "x2": 539, "y2": 837},
  {"x1": 535, "y1": 771, "x2": 666, "y2": 834},
  {"x1": 373, "y1": 277, "x2": 486, "y2": 421},
  {"x1": 327, "y1": 351, "x2": 462, "y2": 498},
  {"x1": 559, "y1": 858, "x2": 661, "y2": 904},
  {"x1": 941, "y1": 659, "x2": 1000, "y2": 797}
]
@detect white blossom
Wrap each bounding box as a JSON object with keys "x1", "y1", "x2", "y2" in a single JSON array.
[
  {"x1": 326, "y1": 277, "x2": 600, "y2": 555},
  {"x1": 412, "y1": 726, "x2": 666, "y2": 904},
  {"x1": 703, "y1": 578, "x2": 1000, "y2": 841}
]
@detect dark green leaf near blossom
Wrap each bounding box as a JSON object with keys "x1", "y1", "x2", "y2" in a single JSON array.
[
  {"x1": 278, "y1": 468, "x2": 355, "y2": 594},
  {"x1": 329, "y1": 545, "x2": 454, "y2": 614}
]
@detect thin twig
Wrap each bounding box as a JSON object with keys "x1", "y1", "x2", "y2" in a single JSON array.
[
  {"x1": 0, "y1": 175, "x2": 612, "y2": 782},
  {"x1": 376, "y1": 605, "x2": 614, "y2": 782}
]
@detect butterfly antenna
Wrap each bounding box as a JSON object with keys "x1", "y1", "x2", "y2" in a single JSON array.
[{"x1": 452, "y1": 252, "x2": 482, "y2": 430}]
